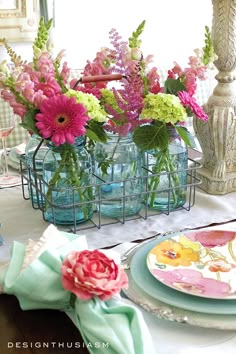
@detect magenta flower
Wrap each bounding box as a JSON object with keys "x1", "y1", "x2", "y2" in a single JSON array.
[
  {"x1": 35, "y1": 94, "x2": 89, "y2": 146},
  {"x1": 178, "y1": 90, "x2": 208, "y2": 121}
]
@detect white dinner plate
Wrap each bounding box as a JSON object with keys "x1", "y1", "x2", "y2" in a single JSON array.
[
  {"x1": 129, "y1": 235, "x2": 236, "y2": 315},
  {"x1": 146, "y1": 230, "x2": 236, "y2": 299},
  {"x1": 122, "y1": 235, "x2": 236, "y2": 330}
]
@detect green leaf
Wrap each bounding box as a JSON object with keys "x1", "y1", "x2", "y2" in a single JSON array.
[
  {"x1": 86, "y1": 121, "x2": 107, "y2": 143},
  {"x1": 133, "y1": 123, "x2": 169, "y2": 151},
  {"x1": 20, "y1": 109, "x2": 39, "y2": 135},
  {"x1": 175, "y1": 126, "x2": 196, "y2": 148},
  {"x1": 164, "y1": 78, "x2": 186, "y2": 95},
  {"x1": 98, "y1": 160, "x2": 112, "y2": 175}
]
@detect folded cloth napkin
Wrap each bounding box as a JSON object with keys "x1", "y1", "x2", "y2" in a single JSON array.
[{"x1": 0, "y1": 225, "x2": 155, "y2": 354}]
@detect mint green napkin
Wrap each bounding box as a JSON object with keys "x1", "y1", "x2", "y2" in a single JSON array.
[{"x1": 0, "y1": 235, "x2": 155, "y2": 354}]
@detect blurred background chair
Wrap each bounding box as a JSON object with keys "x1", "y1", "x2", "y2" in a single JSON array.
[{"x1": 0, "y1": 96, "x2": 30, "y2": 149}]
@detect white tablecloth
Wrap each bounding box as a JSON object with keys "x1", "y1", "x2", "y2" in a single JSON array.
[{"x1": 1, "y1": 185, "x2": 236, "y2": 353}]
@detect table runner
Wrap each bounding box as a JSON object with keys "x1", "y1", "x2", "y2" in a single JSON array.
[{"x1": 1, "y1": 185, "x2": 236, "y2": 255}]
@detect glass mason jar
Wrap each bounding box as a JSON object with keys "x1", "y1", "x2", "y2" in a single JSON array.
[
  {"x1": 145, "y1": 127, "x2": 188, "y2": 211},
  {"x1": 94, "y1": 132, "x2": 143, "y2": 218},
  {"x1": 25, "y1": 134, "x2": 48, "y2": 208},
  {"x1": 42, "y1": 137, "x2": 93, "y2": 225}
]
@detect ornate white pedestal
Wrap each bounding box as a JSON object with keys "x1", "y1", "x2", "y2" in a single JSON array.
[{"x1": 194, "y1": 0, "x2": 236, "y2": 194}]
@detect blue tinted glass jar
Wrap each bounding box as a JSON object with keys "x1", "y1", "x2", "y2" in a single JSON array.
[
  {"x1": 145, "y1": 127, "x2": 188, "y2": 211},
  {"x1": 42, "y1": 137, "x2": 93, "y2": 225},
  {"x1": 25, "y1": 134, "x2": 48, "y2": 208},
  {"x1": 94, "y1": 132, "x2": 143, "y2": 218}
]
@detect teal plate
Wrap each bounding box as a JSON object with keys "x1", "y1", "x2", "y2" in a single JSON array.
[
  {"x1": 9, "y1": 148, "x2": 21, "y2": 164},
  {"x1": 130, "y1": 234, "x2": 236, "y2": 315}
]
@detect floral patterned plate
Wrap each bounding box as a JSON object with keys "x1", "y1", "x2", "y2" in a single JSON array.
[
  {"x1": 147, "y1": 230, "x2": 236, "y2": 300},
  {"x1": 130, "y1": 234, "x2": 236, "y2": 314}
]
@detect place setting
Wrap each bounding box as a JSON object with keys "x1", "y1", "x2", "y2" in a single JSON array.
[{"x1": 121, "y1": 229, "x2": 236, "y2": 330}]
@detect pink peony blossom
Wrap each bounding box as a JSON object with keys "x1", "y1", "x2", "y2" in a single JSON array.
[
  {"x1": 35, "y1": 94, "x2": 89, "y2": 146},
  {"x1": 61, "y1": 249, "x2": 128, "y2": 301}
]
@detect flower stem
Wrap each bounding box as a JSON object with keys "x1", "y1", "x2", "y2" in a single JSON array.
[
  {"x1": 45, "y1": 144, "x2": 92, "y2": 221},
  {"x1": 148, "y1": 148, "x2": 185, "y2": 209}
]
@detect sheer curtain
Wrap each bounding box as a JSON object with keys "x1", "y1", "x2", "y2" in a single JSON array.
[{"x1": 39, "y1": 0, "x2": 49, "y2": 22}]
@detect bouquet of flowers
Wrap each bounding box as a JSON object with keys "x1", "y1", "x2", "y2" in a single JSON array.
[
  {"x1": 0, "y1": 18, "x2": 109, "y2": 223},
  {"x1": 77, "y1": 22, "x2": 214, "y2": 211},
  {"x1": 131, "y1": 26, "x2": 214, "y2": 210},
  {"x1": 73, "y1": 21, "x2": 153, "y2": 218},
  {"x1": 76, "y1": 21, "x2": 152, "y2": 181}
]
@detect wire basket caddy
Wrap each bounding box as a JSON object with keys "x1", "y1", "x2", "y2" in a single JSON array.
[{"x1": 19, "y1": 145, "x2": 202, "y2": 233}]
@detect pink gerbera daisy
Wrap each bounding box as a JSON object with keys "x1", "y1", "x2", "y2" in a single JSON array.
[
  {"x1": 178, "y1": 91, "x2": 208, "y2": 121},
  {"x1": 35, "y1": 94, "x2": 89, "y2": 146}
]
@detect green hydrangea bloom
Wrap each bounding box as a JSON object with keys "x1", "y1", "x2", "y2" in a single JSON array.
[
  {"x1": 140, "y1": 93, "x2": 187, "y2": 124},
  {"x1": 100, "y1": 88, "x2": 123, "y2": 114},
  {"x1": 66, "y1": 89, "x2": 107, "y2": 122}
]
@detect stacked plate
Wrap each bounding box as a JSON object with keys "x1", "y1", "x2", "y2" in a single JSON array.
[
  {"x1": 7, "y1": 143, "x2": 26, "y2": 170},
  {"x1": 123, "y1": 229, "x2": 236, "y2": 330}
]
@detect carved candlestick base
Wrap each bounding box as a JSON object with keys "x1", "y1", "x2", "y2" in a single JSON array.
[
  {"x1": 193, "y1": 0, "x2": 236, "y2": 194},
  {"x1": 194, "y1": 86, "x2": 236, "y2": 194}
]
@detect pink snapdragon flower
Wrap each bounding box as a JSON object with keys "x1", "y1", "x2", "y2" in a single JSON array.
[
  {"x1": 184, "y1": 72, "x2": 197, "y2": 96},
  {"x1": 35, "y1": 75, "x2": 62, "y2": 98},
  {"x1": 147, "y1": 67, "x2": 163, "y2": 94},
  {"x1": 168, "y1": 62, "x2": 184, "y2": 79},
  {"x1": 33, "y1": 90, "x2": 48, "y2": 108},
  {"x1": 82, "y1": 48, "x2": 113, "y2": 89},
  {"x1": 69, "y1": 82, "x2": 102, "y2": 100},
  {"x1": 36, "y1": 52, "x2": 55, "y2": 76},
  {"x1": 1, "y1": 90, "x2": 27, "y2": 118},
  {"x1": 60, "y1": 61, "x2": 70, "y2": 83},
  {"x1": 168, "y1": 55, "x2": 208, "y2": 96}
]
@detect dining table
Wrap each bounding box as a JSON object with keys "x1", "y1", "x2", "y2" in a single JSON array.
[{"x1": 1, "y1": 170, "x2": 236, "y2": 354}]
